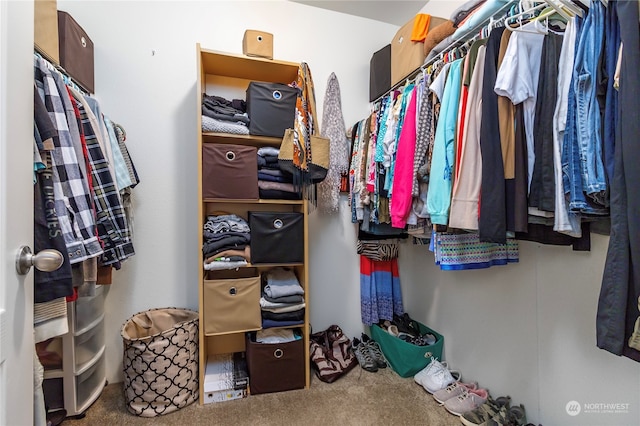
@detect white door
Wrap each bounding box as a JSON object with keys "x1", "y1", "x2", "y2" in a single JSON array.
[{"x1": 0, "y1": 1, "x2": 36, "y2": 425}]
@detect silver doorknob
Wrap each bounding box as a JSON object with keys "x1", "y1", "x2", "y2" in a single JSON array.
[{"x1": 15, "y1": 245, "x2": 64, "y2": 275}]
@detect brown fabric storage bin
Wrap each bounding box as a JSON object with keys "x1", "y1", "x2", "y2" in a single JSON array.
[
  {"x1": 203, "y1": 269, "x2": 261, "y2": 334},
  {"x1": 370, "y1": 44, "x2": 391, "y2": 102},
  {"x1": 245, "y1": 333, "x2": 305, "y2": 394},
  {"x1": 248, "y1": 211, "x2": 304, "y2": 264},
  {"x1": 246, "y1": 82, "x2": 298, "y2": 138},
  {"x1": 57, "y1": 11, "x2": 94, "y2": 93},
  {"x1": 243, "y1": 30, "x2": 274, "y2": 60},
  {"x1": 202, "y1": 144, "x2": 258, "y2": 199},
  {"x1": 391, "y1": 16, "x2": 446, "y2": 86},
  {"x1": 35, "y1": 0, "x2": 60, "y2": 65}
]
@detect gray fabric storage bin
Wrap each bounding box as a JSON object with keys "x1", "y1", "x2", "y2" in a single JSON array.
[{"x1": 246, "y1": 82, "x2": 297, "y2": 138}]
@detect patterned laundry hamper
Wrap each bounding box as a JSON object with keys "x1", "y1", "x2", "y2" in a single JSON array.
[{"x1": 121, "y1": 308, "x2": 199, "y2": 417}]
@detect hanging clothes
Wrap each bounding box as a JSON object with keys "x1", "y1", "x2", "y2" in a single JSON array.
[
  {"x1": 317, "y1": 72, "x2": 349, "y2": 213},
  {"x1": 69, "y1": 87, "x2": 135, "y2": 266},
  {"x1": 530, "y1": 33, "x2": 563, "y2": 214},
  {"x1": 494, "y1": 23, "x2": 545, "y2": 196},
  {"x1": 33, "y1": 89, "x2": 73, "y2": 303},
  {"x1": 426, "y1": 58, "x2": 463, "y2": 226},
  {"x1": 449, "y1": 42, "x2": 487, "y2": 231},
  {"x1": 360, "y1": 256, "x2": 403, "y2": 326},
  {"x1": 479, "y1": 27, "x2": 507, "y2": 244},
  {"x1": 597, "y1": 0, "x2": 640, "y2": 364},
  {"x1": 433, "y1": 231, "x2": 519, "y2": 270},
  {"x1": 34, "y1": 57, "x2": 104, "y2": 264},
  {"x1": 390, "y1": 86, "x2": 418, "y2": 228},
  {"x1": 552, "y1": 17, "x2": 582, "y2": 237}
]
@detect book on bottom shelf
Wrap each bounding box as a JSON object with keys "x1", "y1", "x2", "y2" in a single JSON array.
[{"x1": 204, "y1": 352, "x2": 249, "y2": 404}]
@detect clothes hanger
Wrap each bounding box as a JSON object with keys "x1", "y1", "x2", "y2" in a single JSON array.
[
  {"x1": 554, "y1": 0, "x2": 583, "y2": 18},
  {"x1": 506, "y1": 12, "x2": 549, "y2": 34},
  {"x1": 569, "y1": 0, "x2": 590, "y2": 13},
  {"x1": 504, "y1": 2, "x2": 547, "y2": 29}
]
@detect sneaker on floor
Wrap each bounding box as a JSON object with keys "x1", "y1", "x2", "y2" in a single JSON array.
[
  {"x1": 421, "y1": 362, "x2": 457, "y2": 394},
  {"x1": 507, "y1": 404, "x2": 527, "y2": 426},
  {"x1": 352, "y1": 337, "x2": 378, "y2": 372},
  {"x1": 486, "y1": 405, "x2": 510, "y2": 426},
  {"x1": 460, "y1": 396, "x2": 511, "y2": 426},
  {"x1": 449, "y1": 369, "x2": 462, "y2": 382},
  {"x1": 414, "y1": 357, "x2": 445, "y2": 387},
  {"x1": 433, "y1": 381, "x2": 478, "y2": 404},
  {"x1": 361, "y1": 334, "x2": 387, "y2": 369},
  {"x1": 414, "y1": 358, "x2": 451, "y2": 393},
  {"x1": 443, "y1": 388, "x2": 489, "y2": 416},
  {"x1": 628, "y1": 298, "x2": 640, "y2": 350}
]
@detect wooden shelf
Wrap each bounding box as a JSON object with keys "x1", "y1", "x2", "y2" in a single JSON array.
[
  {"x1": 197, "y1": 44, "x2": 311, "y2": 403},
  {"x1": 200, "y1": 48, "x2": 298, "y2": 83},
  {"x1": 203, "y1": 198, "x2": 304, "y2": 205},
  {"x1": 202, "y1": 132, "x2": 283, "y2": 147}
]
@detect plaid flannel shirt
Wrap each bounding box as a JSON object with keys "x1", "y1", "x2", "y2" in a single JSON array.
[
  {"x1": 69, "y1": 88, "x2": 135, "y2": 266},
  {"x1": 34, "y1": 57, "x2": 103, "y2": 264}
]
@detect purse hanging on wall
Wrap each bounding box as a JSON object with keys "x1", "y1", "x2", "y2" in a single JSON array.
[{"x1": 278, "y1": 62, "x2": 329, "y2": 188}]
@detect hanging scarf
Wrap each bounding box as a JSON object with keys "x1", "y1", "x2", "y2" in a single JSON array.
[
  {"x1": 292, "y1": 62, "x2": 317, "y2": 174},
  {"x1": 318, "y1": 73, "x2": 349, "y2": 213}
]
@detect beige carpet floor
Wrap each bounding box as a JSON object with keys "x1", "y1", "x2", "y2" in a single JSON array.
[{"x1": 65, "y1": 366, "x2": 463, "y2": 426}]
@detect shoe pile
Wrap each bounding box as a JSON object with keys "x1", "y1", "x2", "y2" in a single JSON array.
[
  {"x1": 460, "y1": 397, "x2": 529, "y2": 426},
  {"x1": 352, "y1": 333, "x2": 387, "y2": 373},
  {"x1": 378, "y1": 313, "x2": 437, "y2": 346},
  {"x1": 413, "y1": 358, "x2": 531, "y2": 425}
]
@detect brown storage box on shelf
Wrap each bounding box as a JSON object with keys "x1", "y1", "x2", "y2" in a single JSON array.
[
  {"x1": 57, "y1": 11, "x2": 94, "y2": 93},
  {"x1": 203, "y1": 269, "x2": 262, "y2": 334},
  {"x1": 242, "y1": 30, "x2": 274, "y2": 60},
  {"x1": 202, "y1": 144, "x2": 259, "y2": 199},
  {"x1": 34, "y1": 0, "x2": 60, "y2": 64},
  {"x1": 245, "y1": 332, "x2": 305, "y2": 394},
  {"x1": 391, "y1": 15, "x2": 446, "y2": 86}
]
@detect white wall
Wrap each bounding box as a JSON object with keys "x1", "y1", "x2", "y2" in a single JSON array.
[{"x1": 56, "y1": 1, "x2": 640, "y2": 425}]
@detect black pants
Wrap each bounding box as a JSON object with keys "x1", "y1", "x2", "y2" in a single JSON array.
[{"x1": 597, "y1": 0, "x2": 640, "y2": 363}]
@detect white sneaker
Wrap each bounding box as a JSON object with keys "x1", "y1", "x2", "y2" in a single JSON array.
[
  {"x1": 414, "y1": 358, "x2": 445, "y2": 387},
  {"x1": 414, "y1": 358, "x2": 455, "y2": 394}
]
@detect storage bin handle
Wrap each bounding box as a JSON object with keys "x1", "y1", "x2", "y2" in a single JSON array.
[
  {"x1": 273, "y1": 218, "x2": 283, "y2": 229},
  {"x1": 423, "y1": 351, "x2": 433, "y2": 359},
  {"x1": 229, "y1": 287, "x2": 237, "y2": 296},
  {"x1": 274, "y1": 348, "x2": 284, "y2": 359},
  {"x1": 225, "y1": 151, "x2": 236, "y2": 161}
]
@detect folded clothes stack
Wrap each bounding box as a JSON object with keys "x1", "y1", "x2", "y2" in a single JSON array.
[
  {"x1": 257, "y1": 147, "x2": 301, "y2": 200},
  {"x1": 201, "y1": 93, "x2": 250, "y2": 135},
  {"x1": 260, "y1": 267, "x2": 305, "y2": 328},
  {"x1": 202, "y1": 214, "x2": 251, "y2": 270}
]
